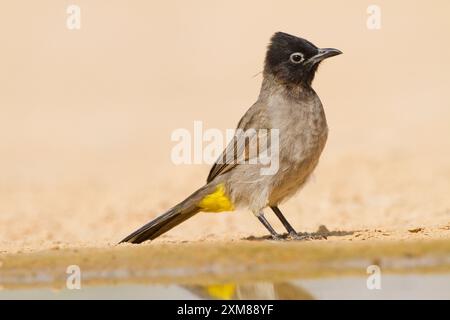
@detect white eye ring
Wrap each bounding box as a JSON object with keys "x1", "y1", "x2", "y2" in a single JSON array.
[{"x1": 290, "y1": 52, "x2": 304, "y2": 64}]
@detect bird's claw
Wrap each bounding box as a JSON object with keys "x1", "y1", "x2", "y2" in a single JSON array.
[
  {"x1": 270, "y1": 234, "x2": 285, "y2": 241},
  {"x1": 268, "y1": 232, "x2": 327, "y2": 241},
  {"x1": 288, "y1": 232, "x2": 327, "y2": 241}
]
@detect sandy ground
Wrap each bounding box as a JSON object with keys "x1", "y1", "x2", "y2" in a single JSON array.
[{"x1": 0, "y1": 1, "x2": 450, "y2": 256}]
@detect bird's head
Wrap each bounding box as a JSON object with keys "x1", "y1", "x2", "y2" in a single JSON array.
[{"x1": 264, "y1": 32, "x2": 342, "y2": 87}]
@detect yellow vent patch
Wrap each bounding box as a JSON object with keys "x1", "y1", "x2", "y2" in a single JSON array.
[
  {"x1": 198, "y1": 184, "x2": 235, "y2": 212},
  {"x1": 206, "y1": 283, "x2": 236, "y2": 300}
]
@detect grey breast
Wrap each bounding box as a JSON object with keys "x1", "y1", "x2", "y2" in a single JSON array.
[{"x1": 265, "y1": 88, "x2": 328, "y2": 206}]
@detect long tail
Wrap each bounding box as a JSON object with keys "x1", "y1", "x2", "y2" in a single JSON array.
[{"x1": 119, "y1": 183, "x2": 217, "y2": 244}]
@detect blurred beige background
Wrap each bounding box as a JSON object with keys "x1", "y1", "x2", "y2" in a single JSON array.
[{"x1": 1, "y1": 1, "x2": 449, "y2": 251}]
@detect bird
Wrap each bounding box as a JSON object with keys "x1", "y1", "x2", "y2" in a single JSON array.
[{"x1": 120, "y1": 32, "x2": 342, "y2": 244}]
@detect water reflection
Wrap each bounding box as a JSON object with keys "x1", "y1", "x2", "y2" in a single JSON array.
[
  {"x1": 185, "y1": 282, "x2": 314, "y2": 300},
  {"x1": 1, "y1": 274, "x2": 450, "y2": 299}
]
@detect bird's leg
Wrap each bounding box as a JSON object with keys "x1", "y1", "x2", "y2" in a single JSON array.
[
  {"x1": 270, "y1": 206, "x2": 326, "y2": 241},
  {"x1": 270, "y1": 206, "x2": 298, "y2": 237},
  {"x1": 256, "y1": 212, "x2": 282, "y2": 240}
]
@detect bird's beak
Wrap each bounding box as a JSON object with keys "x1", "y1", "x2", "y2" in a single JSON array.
[{"x1": 306, "y1": 48, "x2": 342, "y2": 65}]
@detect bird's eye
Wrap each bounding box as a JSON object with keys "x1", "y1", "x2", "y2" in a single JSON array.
[{"x1": 289, "y1": 52, "x2": 304, "y2": 64}]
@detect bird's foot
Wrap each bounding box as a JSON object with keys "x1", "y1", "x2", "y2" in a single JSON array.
[
  {"x1": 287, "y1": 232, "x2": 327, "y2": 241},
  {"x1": 270, "y1": 234, "x2": 285, "y2": 241}
]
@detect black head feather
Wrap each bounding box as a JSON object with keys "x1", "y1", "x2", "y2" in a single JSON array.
[{"x1": 264, "y1": 32, "x2": 327, "y2": 87}]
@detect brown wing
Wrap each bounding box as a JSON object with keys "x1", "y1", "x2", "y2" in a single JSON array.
[{"x1": 206, "y1": 102, "x2": 269, "y2": 183}]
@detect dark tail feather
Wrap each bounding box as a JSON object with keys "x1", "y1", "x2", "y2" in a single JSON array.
[
  {"x1": 119, "y1": 206, "x2": 199, "y2": 244},
  {"x1": 119, "y1": 184, "x2": 213, "y2": 244}
]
